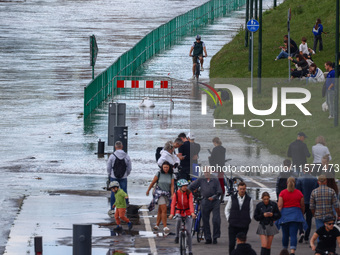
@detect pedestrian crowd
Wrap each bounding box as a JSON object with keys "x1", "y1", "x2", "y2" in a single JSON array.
[{"x1": 105, "y1": 130, "x2": 338, "y2": 255}]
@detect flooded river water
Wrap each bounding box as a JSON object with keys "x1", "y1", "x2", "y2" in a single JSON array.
[{"x1": 0, "y1": 0, "x2": 283, "y2": 253}]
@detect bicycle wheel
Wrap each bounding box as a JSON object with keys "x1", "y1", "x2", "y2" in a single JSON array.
[
  {"x1": 197, "y1": 214, "x2": 204, "y2": 242},
  {"x1": 191, "y1": 218, "x2": 196, "y2": 237},
  {"x1": 180, "y1": 231, "x2": 186, "y2": 255},
  {"x1": 195, "y1": 61, "x2": 200, "y2": 80},
  {"x1": 230, "y1": 177, "x2": 244, "y2": 195}
]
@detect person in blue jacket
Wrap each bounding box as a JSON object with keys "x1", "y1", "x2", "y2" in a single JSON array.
[{"x1": 313, "y1": 19, "x2": 327, "y2": 52}]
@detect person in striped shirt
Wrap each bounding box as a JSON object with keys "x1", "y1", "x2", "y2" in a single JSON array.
[{"x1": 310, "y1": 175, "x2": 340, "y2": 231}]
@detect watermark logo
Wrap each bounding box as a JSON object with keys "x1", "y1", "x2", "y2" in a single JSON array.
[{"x1": 200, "y1": 84, "x2": 312, "y2": 128}]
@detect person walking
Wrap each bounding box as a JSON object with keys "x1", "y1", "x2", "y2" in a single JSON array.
[
  {"x1": 312, "y1": 136, "x2": 332, "y2": 164},
  {"x1": 254, "y1": 192, "x2": 281, "y2": 255},
  {"x1": 107, "y1": 141, "x2": 132, "y2": 210},
  {"x1": 109, "y1": 181, "x2": 133, "y2": 231},
  {"x1": 324, "y1": 61, "x2": 335, "y2": 119},
  {"x1": 296, "y1": 166, "x2": 318, "y2": 244},
  {"x1": 169, "y1": 179, "x2": 195, "y2": 255},
  {"x1": 310, "y1": 215, "x2": 340, "y2": 255},
  {"x1": 177, "y1": 133, "x2": 191, "y2": 180},
  {"x1": 231, "y1": 232, "x2": 257, "y2": 255},
  {"x1": 312, "y1": 19, "x2": 326, "y2": 52},
  {"x1": 310, "y1": 175, "x2": 340, "y2": 231},
  {"x1": 188, "y1": 132, "x2": 200, "y2": 180},
  {"x1": 287, "y1": 132, "x2": 310, "y2": 173},
  {"x1": 188, "y1": 168, "x2": 222, "y2": 244},
  {"x1": 277, "y1": 177, "x2": 306, "y2": 255},
  {"x1": 225, "y1": 181, "x2": 254, "y2": 254},
  {"x1": 276, "y1": 159, "x2": 297, "y2": 200},
  {"x1": 208, "y1": 137, "x2": 226, "y2": 200},
  {"x1": 146, "y1": 161, "x2": 174, "y2": 234}
]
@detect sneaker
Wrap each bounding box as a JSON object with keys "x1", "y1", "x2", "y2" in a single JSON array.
[
  {"x1": 298, "y1": 233, "x2": 304, "y2": 243},
  {"x1": 163, "y1": 226, "x2": 170, "y2": 234},
  {"x1": 213, "y1": 238, "x2": 217, "y2": 244},
  {"x1": 201, "y1": 67, "x2": 204, "y2": 71},
  {"x1": 153, "y1": 225, "x2": 159, "y2": 231},
  {"x1": 275, "y1": 58, "x2": 278, "y2": 61},
  {"x1": 328, "y1": 115, "x2": 334, "y2": 119},
  {"x1": 174, "y1": 237, "x2": 179, "y2": 244},
  {"x1": 191, "y1": 75, "x2": 196, "y2": 80},
  {"x1": 114, "y1": 225, "x2": 122, "y2": 231},
  {"x1": 128, "y1": 222, "x2": 133, "y2": 230},
  {"x1": 205, "y1": 239, "x2": 212, "y2": 244}
]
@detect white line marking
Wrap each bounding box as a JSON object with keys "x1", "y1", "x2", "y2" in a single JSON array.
[{"x1": 141, "y1": 205, "x2": 158, "y2": 255}]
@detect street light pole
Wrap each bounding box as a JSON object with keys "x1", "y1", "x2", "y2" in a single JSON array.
[
  {"x1": 257, "y1": 0, "x2": 262, "y2": 94},
  {"x1": 335, "y1": 0, "x2": 339, "y2": 126}
]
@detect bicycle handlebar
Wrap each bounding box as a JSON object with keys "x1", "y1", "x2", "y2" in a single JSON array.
[{"x1": 173, "y1": 215, "x2": 192, "y2": 220}]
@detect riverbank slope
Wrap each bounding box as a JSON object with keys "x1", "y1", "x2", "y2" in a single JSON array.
[{"x1": 209, "y1": 0, "x2": 339, "y2": 166}]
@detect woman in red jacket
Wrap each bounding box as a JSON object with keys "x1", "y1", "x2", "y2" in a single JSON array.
[{"x1": 169, "y1": 179, "x2": 196, "y2": 255}]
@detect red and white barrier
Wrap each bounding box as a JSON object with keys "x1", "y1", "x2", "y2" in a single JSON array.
[{"x1": 116, "y1": 80, "x2": 168, "y2": 89}]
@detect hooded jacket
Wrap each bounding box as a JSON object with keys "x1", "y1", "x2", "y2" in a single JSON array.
[{"x1": 107, "y1": 149, "x2": 132, "y2": 179}]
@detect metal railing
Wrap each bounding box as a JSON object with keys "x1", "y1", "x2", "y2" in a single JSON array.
[{"x1": 84, "y1": 0, "x2": 246, "y2": 118}]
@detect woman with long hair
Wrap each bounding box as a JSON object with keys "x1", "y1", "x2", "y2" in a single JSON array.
[
  {"x1": 146, "y1": 161, "x2": 174, "y2": 234},
  {"x1": 277, "y1": 177, "x2": 306, "y2": 254},
  {"x1": 254, "y1": 192, "x2": 281, "y2": 255},
  {"x1": 312, "y1": 19, "x2": 326, "y2": 52}
]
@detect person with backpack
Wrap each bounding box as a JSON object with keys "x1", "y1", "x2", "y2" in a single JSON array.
[
  {"x1": 169, "y1": 179, "x2": 196, "y2": 255},
  {"x1": 107, "y1": 141, "x2": 132, "y2": 211},
  {"x1": 146, "y1": 161, "x2": 174, "y2": 234}
]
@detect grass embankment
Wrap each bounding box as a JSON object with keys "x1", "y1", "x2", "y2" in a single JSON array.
[{"x1": 209, "y1": 0, "x2": 340, "y2": 166}]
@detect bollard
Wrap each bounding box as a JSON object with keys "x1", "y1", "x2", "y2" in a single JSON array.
[
  {"x1": 34, "y1": 236, "x2": 43, "y2": 255},
  {"x1": 73, "y1": 224, "x2": 92, "y2": 255},
  {"x1": 97, "y1": 139, "x2": 105, "y2": 157}
]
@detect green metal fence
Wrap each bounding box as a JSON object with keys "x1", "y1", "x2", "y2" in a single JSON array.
[{"x1": 84, "y1": 0, "x2": 246, "y2": 118}]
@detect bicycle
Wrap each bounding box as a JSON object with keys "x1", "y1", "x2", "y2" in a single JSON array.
[
  {"x1": 191, "y1": 189, "x2": 204, "y2": 243},
  {"x1": 174, "y1": 215, "x2": 192, "y2": 255},
  {"x1": 223, "y1": 159, "x2": 243, "y2": 196},
  {"x1": 206, "y1": 152, "x2": 243, "y2": 197},
  {"x1": 190, "y1": 56, "x2": 205, "y2": 80}
]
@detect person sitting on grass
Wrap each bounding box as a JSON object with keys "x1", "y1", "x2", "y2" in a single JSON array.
[
  {"x1": 310, "y1": 215, "x2": 340, "y2": 255},
  {"x1": 288, "y1": 54, "x2": 309, "y2": 79},
  {"x1": 299, "y1": 37, "x2": 309, "y2": 55},
  {"x1": 109, "y1": 181, "x2": 133, "y2": 231},
  {"x1": 307, "y1": 63, "x2": 325, "y2": 83}
]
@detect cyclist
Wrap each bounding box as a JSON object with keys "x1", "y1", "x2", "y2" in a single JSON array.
[
  {"x1": 310, "y1": 215, "x2": 340, "y2": 255},
  {"x1": 169, "y1": 179, "x2": 196, "y2": 255},
  {"x1": 189, "y1": 35, "x2": 207, "y2": 79}
]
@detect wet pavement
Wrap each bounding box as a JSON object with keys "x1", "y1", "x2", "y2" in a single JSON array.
[
  {"x1": 0, "y1": 0, "x2": 288, "y2": 253},
  {"x1": 4, "y1": 182, "x2": 319, "y2": 255}
]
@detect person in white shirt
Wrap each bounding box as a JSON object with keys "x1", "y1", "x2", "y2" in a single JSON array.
[
  {"x1": 225, "y1": 182, "x2": 254, "y2": 254},
  {"x1": 307, "y1": 63, "x2": 325, "y2": 83},
  {"x1": 312, "y1": 136, "x2": 332, "y2": 164},
  {"x1": 157, "y1": 141, "x2": 180, "y2": 172},
  {"x1": 299, "y1": 37, "x2": 309, "y2": 55}
]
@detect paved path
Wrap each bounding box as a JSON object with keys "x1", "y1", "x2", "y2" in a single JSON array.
[{"x1": 137, "y1": 201, "x2": 317, "y2": 255}]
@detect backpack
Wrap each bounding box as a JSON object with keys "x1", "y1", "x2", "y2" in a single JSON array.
[
  {"x1": 155, "y1": 147, "x2": 163, "y2": 162},
  {"x1": 112, "y1": 153, "x2": 127, "y2": 179}
]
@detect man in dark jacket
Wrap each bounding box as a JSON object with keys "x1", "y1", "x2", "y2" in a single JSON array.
[
  {"x1": 231, "y1": 232, "x2": 257, "y2": 255},
  {"x1": 189, "y1": 169, "x2": 222, "y2": 244},
  {"x1": 287, "y1": 132, "x2": 311, "y2": 173},
  {"x1": 296, "y1": 166, "x2": 318, "y2": 243},
  {"x1": 225, "y1": 182, "x2": 254, "y2": 254}
]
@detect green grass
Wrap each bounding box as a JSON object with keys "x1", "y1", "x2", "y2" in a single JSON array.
[{"x1": 209, "y1": 0, "x2": 340, "y2": 166}]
